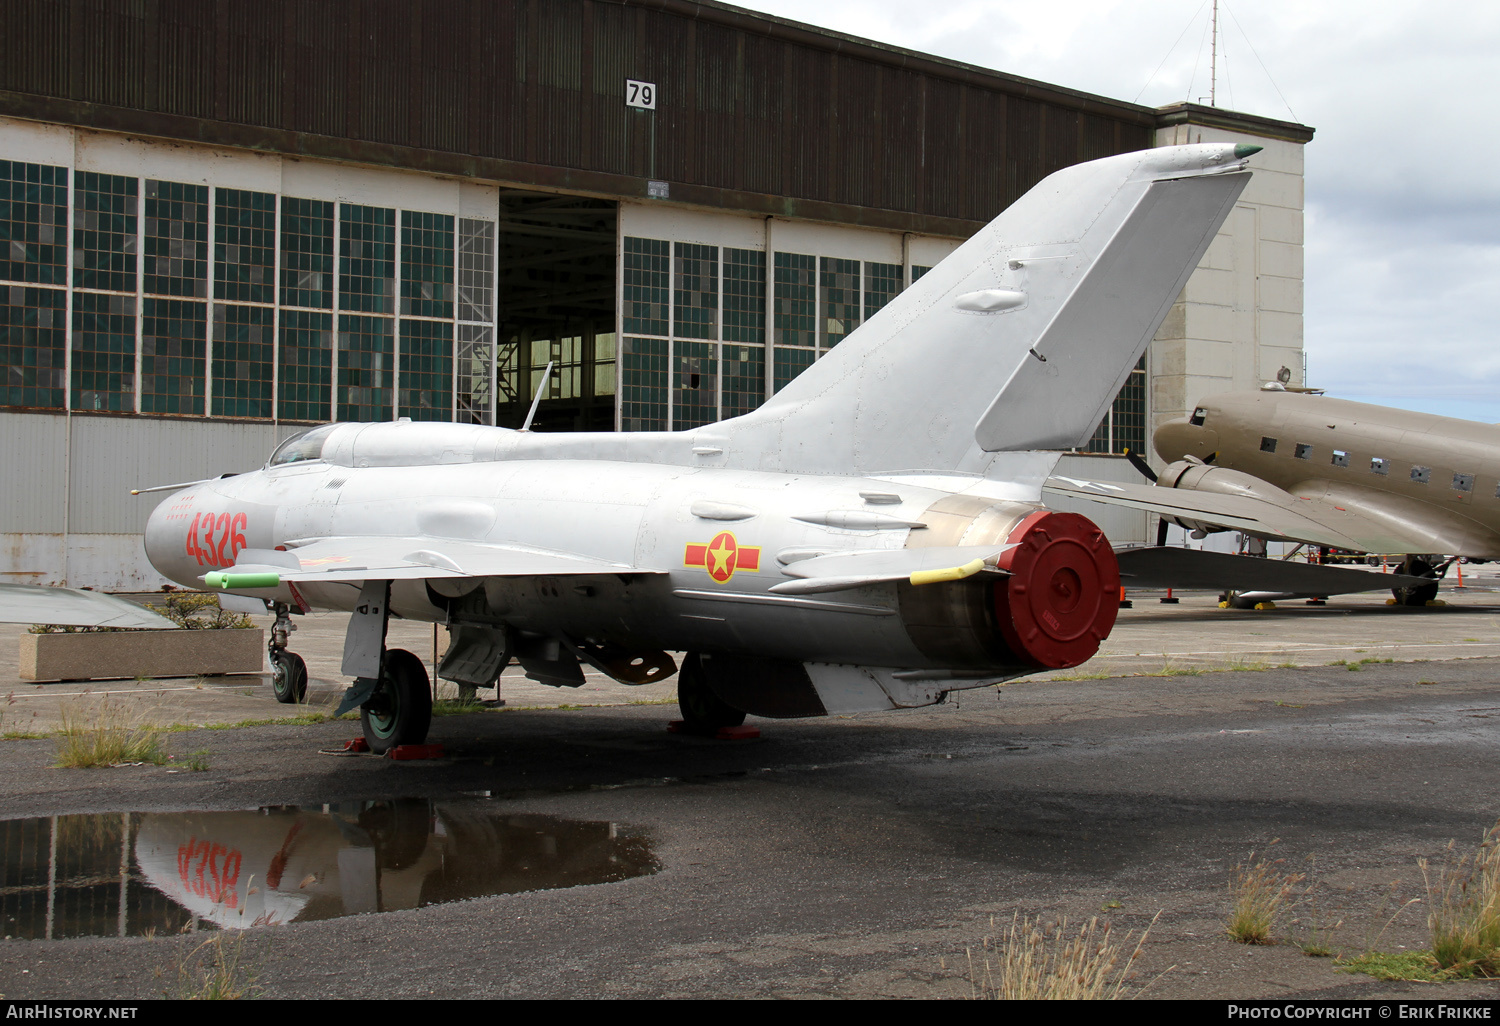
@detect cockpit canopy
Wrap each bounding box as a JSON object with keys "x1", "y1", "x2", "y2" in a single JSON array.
[
  {"x1": 267, "y1": 424, "x2": 339, "y2": 467},
  {"x1": 266, "y1": 421, "x2": 516, "y2": 468}
]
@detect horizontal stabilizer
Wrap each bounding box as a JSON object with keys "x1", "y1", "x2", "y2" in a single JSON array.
[
  {"x1": 1116, "y1": 547, "x2": 1429, "y2": 596},
  {"x1": 0, "y1": 584, "x2": 178, "y2": 630},
  {"x1": 771, "y1": 544, "x2": 1014, "y2": 595},
  {"x1": 214, "y1": 536, "x2": 659, "y2": 583}
]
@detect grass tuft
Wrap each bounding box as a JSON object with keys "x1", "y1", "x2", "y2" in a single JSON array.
[
  {"x1": 1227, "y1": 851, "x2": 1304, "y2": 945},
  {"x1": 1421, "y1": 820, "x2": 1500, "y2": 977},
  {"x1": 967, "y1": 912, "x2": 1154, "y2": 1000},
  {"x1": 54, "y1": 701, "x2": 167, "y2": 768},
  {"x1": 172, "y1": 935, "x2": 259, "y2": 1000},
  {"x1": 1336, "y1": 950, "x2": 1451, "y2": 982}
]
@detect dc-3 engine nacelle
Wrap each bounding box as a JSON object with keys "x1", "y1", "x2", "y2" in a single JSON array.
[{"x1": 1154, "y1": 460, "x2": 1299, "y2": 536}]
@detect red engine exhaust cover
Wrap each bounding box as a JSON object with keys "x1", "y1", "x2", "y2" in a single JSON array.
[{"x1": 992, "y1": 510, "x2": 1120, "y2": 669}]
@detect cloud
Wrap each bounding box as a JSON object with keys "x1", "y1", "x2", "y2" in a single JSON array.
[{"x1": 735, "y1": 0, "x2": 1500, "y2": 420}]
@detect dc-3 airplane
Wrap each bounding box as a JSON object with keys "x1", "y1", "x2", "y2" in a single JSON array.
[
  {"x1": 9, "y1": 141, "x2": 1350, "y2": 754},
  {"x1": 1048, "y1": 388, "x2": 1500, "y2": 606}
]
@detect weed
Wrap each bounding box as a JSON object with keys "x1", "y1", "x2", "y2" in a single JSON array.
[
  {"x1": 1420, "y1": 820, "x2": 1500, "y2": 977},
  {"x1": 171, "y1": 935, "x2": 259, "y2": 1000},
  {"x1": 1274, "y1": 700, "x2": 1305, "y2": 709},
  {"x1": 1048, "y1": 669, "x2": 1115, "y2": 681},
  {"x1": 966, "y1": 912, "x2": 1155, "y2": 1000},
  {"x1": 54, "y1": 701, "x2": 168, "y2": 768},
  {"x1": 1416, "y1": 679, "x2": 1439, "y2": 686},
  {"x1": 1227, "y1": 850, "x2": 1304, "y2": 945},
  {"x1": 1277, "y1": 662, "x2": 1300, "y2": 669},
  {"x1": 1224, "y1": 659, "x2": 1272, "y2": 672},
  {"x1": 1336, "y1": 950, "x2": 1451, "y2": 982},
  {"x1": 181, "y1": 749, "x2": 211, "y2": 772},
  {"x1": 1151, "y1": 658, "x2": 1204, "y2": 677}
]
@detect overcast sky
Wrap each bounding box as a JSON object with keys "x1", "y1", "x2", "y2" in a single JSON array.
[{"x1": 733, "y1": 0, "x2": 1500, "y2": 422}]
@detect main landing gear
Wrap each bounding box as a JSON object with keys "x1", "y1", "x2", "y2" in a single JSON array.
[
  {"x1": 360, "y1": 649, "x2": 433, "y2": 755},
  {"x1": 333, "y1": 580, "x2": 434, "y2": 754},
  {"x1": 675, "y1": 652, "x2": 746, "y2": 731},
  {"x1": 1391, "y1": 555, "x2": 1446, "y2": 607}
]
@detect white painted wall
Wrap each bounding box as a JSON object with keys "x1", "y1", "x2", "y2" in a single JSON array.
[{"x1": 1149, "y1": 122, "x2": 1307, "y2": 462}]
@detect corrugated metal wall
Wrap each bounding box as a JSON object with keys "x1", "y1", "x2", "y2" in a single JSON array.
[
  {"x1": 1, "y1": 411, "x2": 292, "y2": 536},
  {"x1": 0, "y1": 0, "x2": 1154, "y2": 226}
]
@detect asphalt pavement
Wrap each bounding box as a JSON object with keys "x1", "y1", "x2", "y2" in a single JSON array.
[{"x1": 0, "y1": 583, "x2": 1498, "y2": 1000}]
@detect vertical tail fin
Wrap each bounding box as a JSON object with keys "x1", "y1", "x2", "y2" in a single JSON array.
[{"x1": 714, "y1": 144, "x2": 1254, "y2": 475}]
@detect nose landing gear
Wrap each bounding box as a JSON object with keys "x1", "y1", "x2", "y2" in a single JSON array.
[{"x1": 268, "y1": 602, "x2": 308, "y2": 704}]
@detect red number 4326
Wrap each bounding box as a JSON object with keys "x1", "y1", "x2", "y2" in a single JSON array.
[{"x1": 186, "y1": 511, "x2": 247, "y2": 567}]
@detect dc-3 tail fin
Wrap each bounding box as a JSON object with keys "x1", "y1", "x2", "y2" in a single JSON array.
[{"x1": 711, "y1": 144, "x2": 1254, "y2": 475}]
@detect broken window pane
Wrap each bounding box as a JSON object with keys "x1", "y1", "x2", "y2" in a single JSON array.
[
  {"x1": 1453, "y1": 472, "x2": 1475, "y2": 492},
  {"x1": 1410, "y1": 466, "x2": 1430, "y2": 484},
  {"x1": 1371, "y1": 457, "x2": 1389, "y2": 475},
  {"x1": 1331, "y1": 449, "x2": 1350, "y2": 468}
]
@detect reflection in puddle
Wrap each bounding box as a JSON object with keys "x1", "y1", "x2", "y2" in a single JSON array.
[{"x1": 0, "y1": 802, "x2": 655, "y2": 939}]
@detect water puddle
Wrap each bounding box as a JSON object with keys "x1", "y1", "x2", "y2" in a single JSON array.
[{"x1": 0, "y1": 800, "x2": 656, "y2": 939}]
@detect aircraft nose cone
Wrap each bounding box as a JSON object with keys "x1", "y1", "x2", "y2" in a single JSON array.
[{"x1": 1153, "y1": 420, "x2": 1217, "y2": 463}]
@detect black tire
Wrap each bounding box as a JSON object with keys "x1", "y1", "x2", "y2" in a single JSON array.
[
  {"x1": 361, "y1": 648, "x2": 433, "y2": 753},
  {"x1": 270, "y1": 651, "x2": 307, "y2": 704},
  {"x1": 677, "y1": 652, "x2": 746, "y2": 729},
  {"x1": 1393, "y1": 557, "x2": 1441, "y2": 607}
]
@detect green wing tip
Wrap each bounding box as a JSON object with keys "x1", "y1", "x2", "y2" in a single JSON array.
[{"x1": 1234, "y1": 144, "x2": 1264, "y2": 159}]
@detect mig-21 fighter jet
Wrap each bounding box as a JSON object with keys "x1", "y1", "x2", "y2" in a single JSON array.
[{"x1": 24, "y1": 143, "x2": 1263, "y2": 753}]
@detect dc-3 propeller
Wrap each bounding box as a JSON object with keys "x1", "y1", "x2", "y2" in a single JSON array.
[{"x1": 1124, "y1": 448, "x2": 1216, "y2": 546}]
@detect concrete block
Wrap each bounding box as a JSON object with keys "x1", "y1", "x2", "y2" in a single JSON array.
[
  {"x1": 1258, "y1": 275, "x2": 1304, "y2": 315},
  {"x1": 1260, "y1": 240, "x2": 1304, "y2": 279},
  {"x1": 20, "y1": 629, "x2": 265, "y2": 682},
  {"x1": 1258, "y1": 205, "x2": 1304, "y2": 245}
]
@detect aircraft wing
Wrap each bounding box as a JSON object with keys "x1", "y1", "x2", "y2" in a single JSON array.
[
  {"x1": 1115, "y1": 546, "x2": 1430, "y2": 595},
  {"x1": 1045, "y1": 476, "x2": 1370, "y2": 550},
  {"x1": 770, "y1": 544, "x2": 1015, "y2": 595},
  {"x1": 216, "y1": 536, "x2": 660, "y2": 583},
  {"x1": 0, "y1": 584, "x2": 179, "y2": 629}
]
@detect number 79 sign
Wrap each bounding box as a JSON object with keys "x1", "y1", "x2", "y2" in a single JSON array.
[{"x1": 626, "y1": 79, "x2": 656, "y2": 110}]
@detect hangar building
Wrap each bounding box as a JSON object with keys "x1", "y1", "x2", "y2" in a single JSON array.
[{"x1": 0, "y1": 0, "x2": 1313, "y2": 588}]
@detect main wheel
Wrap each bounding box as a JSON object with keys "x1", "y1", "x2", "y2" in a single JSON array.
[
  {"x1": 361, "y1": 648, "x2": 433, "y2": 754},
  {"x1": 270, "y1": 651, "x2": 307, "y2": 704},
  {"x1": 676, "y1": 652, "x2": 746, "y2": 729},
  {"x1": 1393, "y1": 556, "x2": 1441, "y2": 607}
]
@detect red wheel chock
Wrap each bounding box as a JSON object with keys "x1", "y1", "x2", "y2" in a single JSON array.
[{"x1": 388, "y1": 743, "x2": 446, "y2": 760}]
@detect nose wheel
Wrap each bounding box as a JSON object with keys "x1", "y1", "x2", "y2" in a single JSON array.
[
  {"x1": 270, "y1": 650, "x2": 308, "y2": 704},
  {"x1": 268, "y1": 602, "x2": 307, "y2": 704},
  {"x1": 361, "y1": 648, "x2": 433, "y2": 754}
]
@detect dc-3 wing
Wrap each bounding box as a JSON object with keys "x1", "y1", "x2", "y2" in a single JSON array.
[
  {"x1": 1044, "y1": 476, "x2": 1371, "y2": 551},
  {"x1": 0, "y1": 583, "x2": 178, "y2": 629},
  {"x1": 210, "y1": 538, "x2": 663, "y2": 584},
  {"x1": 1114, "y1": 546, "x2": 1430, "y2": 595}
]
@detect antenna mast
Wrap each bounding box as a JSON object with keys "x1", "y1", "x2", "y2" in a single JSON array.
[{"x1": 1209, "y1": 0, "x2": 1219, "y2": 106}]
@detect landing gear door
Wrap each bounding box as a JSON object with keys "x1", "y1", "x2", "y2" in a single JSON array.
[{"x1": 342, "y1": 580, "x2": 391, "y2": 679}]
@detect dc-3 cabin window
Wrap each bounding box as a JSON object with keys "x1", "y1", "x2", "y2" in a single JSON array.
[
  {"x1": 1371, "y1": 457, "x2": 1389, "y2": 475},
  {"x1": 1190, "y1": 407, "x2": 1208, "y2": 426},
  {"x1": 268, "y1": 424, "x2": 337, "y2": 466},
  {"x1": 1411, "y1": 466, "x2": 1431, "y2": 484},
  {"x1": 1331, "y1": 449, "x2": 1350, "y2": 468},
  {"x1": 1260, "y1": 436, "x2": 1277, "y2": 453},
  {"x1": 1294, "y1": 443, "x2": 1313, "y2": 460},
  {"x1": 1453, "y1": 473, "x2": 1475, "y2": 492}
]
